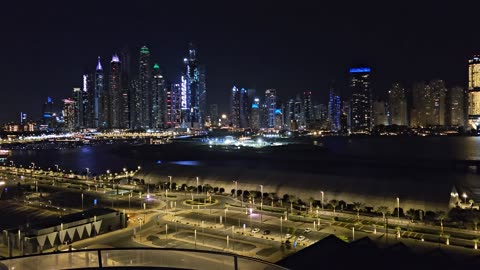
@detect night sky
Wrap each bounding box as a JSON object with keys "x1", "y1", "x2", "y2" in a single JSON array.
[{"x1": 1, "y1": 1, "x2": 480, "y2": 123}]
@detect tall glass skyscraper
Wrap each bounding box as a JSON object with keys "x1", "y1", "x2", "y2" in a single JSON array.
[
  {"x1": 152, "y1": 63, "x2": 165, "y2": 129},
  {"x1": 109, "y1": 54, "x2": 122, "y2": 128},
  {"x1": 182, "y1": 43, "x2": 206, "y2": 129},
  {"x1": 349, "y1": 67, "x2": 372, "y2": 132},
  {"x1": 136, "y1": 45, "x2": 152, "y2": 129},
  {"x1": 230, "y1": 86, "x2": 240, "y2": 128},
  {"x1": 239, "y1": 88, "x2": 249, "y2": 128},
  {"x1": 468, "y1": 55, "x2": 480, "y2": 129},
  {"x1": 265, "y1": 89, "x2": 277, "y2": 128},
  {"x1": 328, "y1": 84, "x2": 341, "y2": 131},
  {"x1": 95, "y1": 57, "x2": 104, "y2": 129}
]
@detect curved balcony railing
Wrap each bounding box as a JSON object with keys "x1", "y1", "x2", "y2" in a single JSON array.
[{"x1": 0, "y1": 248, "x2": 288, "y2": 270}]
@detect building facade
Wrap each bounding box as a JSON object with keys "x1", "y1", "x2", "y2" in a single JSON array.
[
  {"x1": 388, "y1": 83, "x2": 408, "y2": 126},
  {"x1": 349, "y1": 67, "x2": 372, "y2": 132}
]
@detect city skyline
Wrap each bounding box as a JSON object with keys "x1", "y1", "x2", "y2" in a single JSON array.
[{"x1": 2, "y1": 2, "x2": 480, "y2": 123}]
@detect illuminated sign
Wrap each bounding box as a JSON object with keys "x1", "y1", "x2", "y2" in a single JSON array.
[
  {"x1": 275, "y1": 109, "x2": 282, "y2": 114},
  {"x1": 181, "y1": 76, "x2": 187, "y2": 109},
  {"x1": 252, "y1": 104, "x2": 259, "y2": 109},
  {"x1": 349, "y1": 67, "x2": 371, "y2": 73}
]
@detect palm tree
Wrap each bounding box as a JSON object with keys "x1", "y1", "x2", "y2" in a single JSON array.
[
  {"x1": 436, "y1": 211, "x2": 447, "y2": 235},
  {"x1": 406, "y1": 208, "x2": 416, "y2": 222},
  {"x1": 377, "y1": 206, "x2": 389, "y2": 220},
  {"x1": 353, "y1": 202, "x2": 364, "y2": 221},
  {"x1": 329, "y1": 199, "x2": 339, "y2": 215}
]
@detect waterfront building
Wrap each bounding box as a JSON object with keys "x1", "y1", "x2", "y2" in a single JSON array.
[
  {"x1": 411, "y1": 82, "x2": 429, "y2": 127},
  {"x1": 151, "y1": 63, "x2": 165, "y2": 129},
  {"x1": 429, "y1": 79, "x2": 447, "y2": 126},
  {"x1": 73, "y1": 87, "x2": 83, "y2": 129},
  {"x1": 274, "y1": 108, "x2": 283, "y2": 130},
  {"x1": 109, "y1": 54, "x2": 122, "y2": 129},
  {"x1": 349, "y1": 67, "x2": 372, "y2": 132},
  {"x1": 251, "y1": 98, "x2": 260, "y2": 130},
  {"x1": 136, "y1": 45, "x2": 152, "y2": 129},
  {"x1": 468, "y1": 55, "x2": 480, "y2": 129},
  {"x1": 447, "y1": 86, "x2": 466, "y2": 126},
  {"x1": 230, "y1": 86, "x2": 240, "y2": 128},
  {"x1": 120, "y1": 47, "x2": 131, "y2": 129},
  {"x1": 388, "y1": 83, "x2": 408, "y2": 126},
  {"x1": 342, "y1": 100, "x2": 351, "y2": 130},
  {"x1": 265, "y1": 89, "x2": 277, "y2": 128},
  {"x1": 328, "y1": 85, "x2": 341, "y2": 131},
  {"x1": 209, "y1": 104, "x2": 219, "y2": 127},
  {"x1": 372, "y1": 99, "x2": 388, "y2": 126},
  {"x1": 239, "y1": 88, "x2": 249, "y2": 128},
  {"x1": 182, "y1": 43, "x2": 206, "y2": 129},
  {"x1": 95, "y1": 57, "x2": 105, "y2": 129},
  {"x1": 82, "y1": 72, "x2": 95, "y2": 129},
  {"x1": 62, "y1": 98, "x2": 75, "y2": 132},
  {"x1": 294, "y1": 94, "x2": 304, "y2": 129},
  {"x1": 42, "y1": 96, "x2": 56, "y2": 130},
  {"x1": 303, "y1": 91, "x2": 314, "y2": 126}
]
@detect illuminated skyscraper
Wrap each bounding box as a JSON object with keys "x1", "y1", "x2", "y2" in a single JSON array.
[
  {"x1": 265, "y1": 89, "x2": 277, "y2": 128},
  {"x1": 230, "y1": 86, "x2": 240, "y2": 128},
  {"x1": 120, "y1": 47, "x2": 131, "y2": 129},
  {"x1": 411, "y1": 82, "x2": 429, "y2": 127},
  {"x1": 428, "y1": 79, "x2": 447, "y2": 126},
  {"x1": 239, "y1": 88, "x2": 249, "y2": 128},
  {"x1": 62, "y1": 98, "x2": 75, "y2": 132},
  {"x1": 388, "y1": 83, "x2": 407, "y2": 126},
  {"x1": 95, "y1": 57, "x2": 105, "y2": 129},
  {"x1": 349, "y1": 67, "x2": 372, "y2": 132},
  {"x1": 182, "y1": 43, "x2": 206, "y2": 129},
  {"x1": 468, "y1": 55, "x2": 480, "y2": 129},
  {"x1": 294, "y1": 94, "x2": 304, "y2": 128},
  {"x1": 152, "y1": 63, "x2": 165, "y2": 129},
  {"x1": 42, "y1": 96, "x2": 56, "y2": 130},
  {"x1": 109, "y1": 54, "x2": 122, "y2": 129},
  {"x1": 303, "y1": 91, "x2": 314, "y2": 126},
  {"x1": 73, "y1": 88, "x2": 83, "y2": 129},
  {"x1": 328, "y1": 84, "x2": 341, "y2": 131},
  {"x1": 136, "y1": 45, "x2": 152, "y2": 129},
  {"x1": 251, "y1": 98, "x2": 260, "y2": 130}
]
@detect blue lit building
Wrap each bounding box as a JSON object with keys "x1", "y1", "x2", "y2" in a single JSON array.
[
  {"x1": 42, "y1": 96, "x2": 56, "y2": 131},
  {"x1": 328, "y1": 84, "x2": 341, "y2": 131},
  {"x1": 182, "y1": 43, "x2": 206, "y2": 129},
  {"x1": 239, "y1": 88, "x2": 249, "y2": 128},
  {"x1": 349, "y1": 67, "x2": 372, "y2": 132},
  {"x1": 265, "y1": 89, "x2": 277, "y2": 128},
  {"x1": 251, "y1": 98, "x2": 260, "y2": 129}
]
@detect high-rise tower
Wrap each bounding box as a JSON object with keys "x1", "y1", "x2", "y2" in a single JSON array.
[
  {"x1": 265, "y1": 89, "x2": 277, "y2": 128},
  {"x1": 349, "y1": 67, "x2": 372, "y2": 132},
  {"x1": 230, "y1": 86, "x2": 240, "y2": 128},
  {"x1": 152, "y1": 63, "x2": 165, "y2": 129},
  {"x1": 182, "y1": 43, "x2": 205, "y2": 128},
  {"x1": 137, "y1": 45, "x2": 152, "y2": 129},
  {"x1": 95, "y1": 57, "x2": 105, "y2": 129},
  {"x1": 388, "y1": 83, "x2": 408, "y2": 126},
  {"x1": 468, "y1": 56, "x2": 480, "y2": 129},
  {"x1": 109, "y1": 54, "x2": 122, "y2": 128}
]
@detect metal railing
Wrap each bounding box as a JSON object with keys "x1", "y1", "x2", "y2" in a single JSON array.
[{"x1": 0, "y1": 247, "x2": 288, "y2": 270}]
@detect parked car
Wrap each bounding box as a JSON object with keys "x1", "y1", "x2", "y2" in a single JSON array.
[
  {"x1": 304, "y1": 228, "x2": 312, "y2": 233},
  {"x1": 285, "y1": 234, "x2": 292, "y2": 239},
  {"x1": 297, "y1": 235, "x2": 306, "y2": 241},
  {"x1": 263, "y1": 230, "x2": 270, "y2": 235},
  {"x1": 252, "y1": 228, "x2": 261, "y2": 233}
]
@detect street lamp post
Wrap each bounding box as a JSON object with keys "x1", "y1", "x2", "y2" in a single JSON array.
[
  {"x1": 55, "y1": 164, "x2": 59, "y2": 171},
  {"x1": 233, "y1": 180, "x2": 238, "y2": 199},
  {"x1": 462, "y1": 193, "x2": 468, "y2": 204},
  {"x1": 224, "y1": 208, "x2": 228, "y2": 225},
  {"x1": 196, "y1": 177, "x2": 199, "y2": 194},
  {"x1": 321, "y1": 191, "x2": 324, "y2": 210},
  {"x1": 280, "y1": 216, "x2": 283, "y2": 240},
  {"x1": 81, "y1": 192, "x2": 84, "y2": 210},
  {"x1": 86, "y1": 168, "x2": 89, "y2": 179},
  {"x1": 396, "y1": 197, "x2": 400, "y2": 221},
  {"x1": 259, "y1": 185, "x2": 263, "y2": 210},
  {"x1": 169, "y1": 176, "x2": 172, "y2": 190}
]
